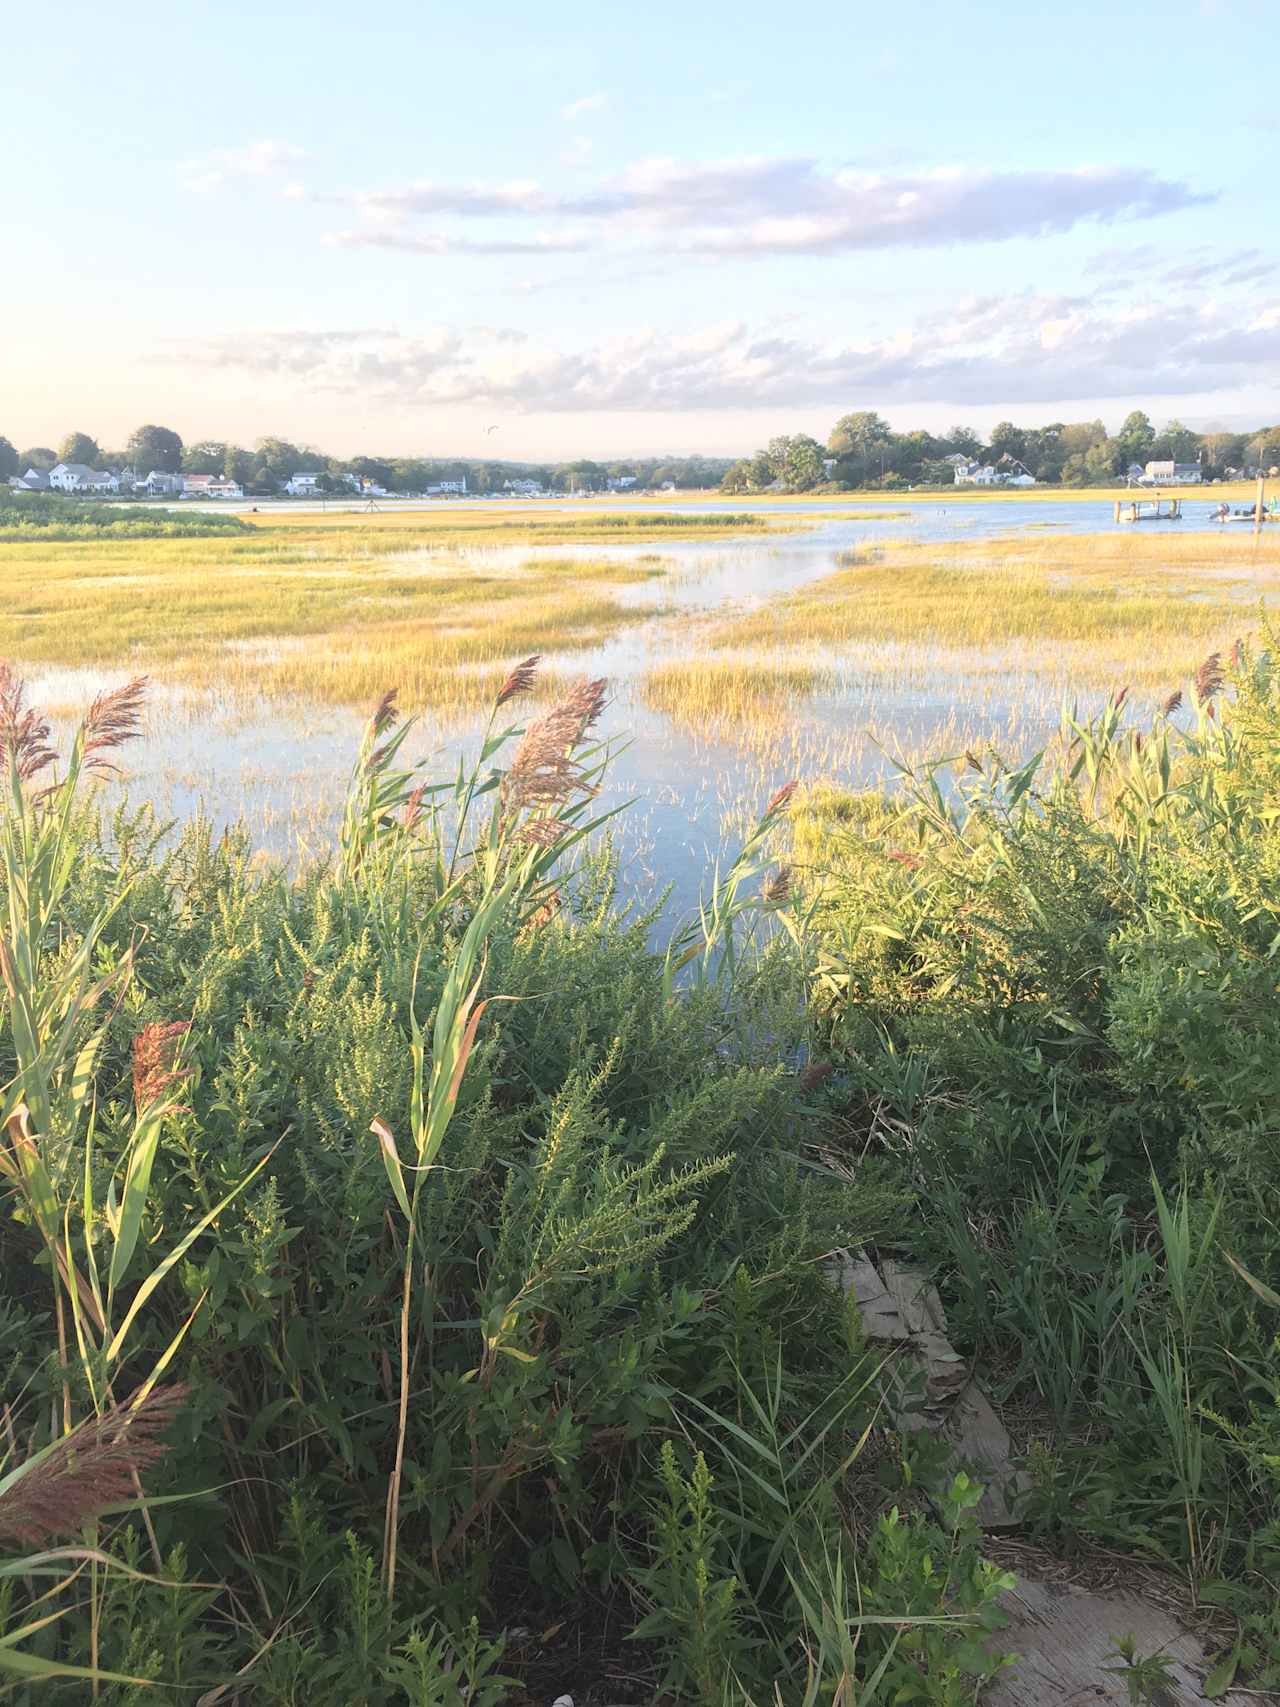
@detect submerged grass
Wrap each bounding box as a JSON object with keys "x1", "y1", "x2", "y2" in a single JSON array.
[{"x1": 642, "y1": 658, "x2": 835, "y2": 731}]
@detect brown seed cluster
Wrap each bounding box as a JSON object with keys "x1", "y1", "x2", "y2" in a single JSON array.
[
  {"x1": 495, "y1": 655, "x2": 540, "y2": 710},
  {"x1": 0, "y1": 663, "x2": 56, "y2": 783},
  {"x1": 132, "y1": 1020, "x2": 192, "y2": 1110},
  {"x1": 0, "y1": 1385, "x2": 188, "y2": 1547},
  {"x1": 82, "y1": 676, "x2": 148, "y2": 775},
  {"x1": 503, "y1": 677, "x2": 608, "y2": 817}
]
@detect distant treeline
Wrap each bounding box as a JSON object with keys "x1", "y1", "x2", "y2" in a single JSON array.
[
  {"x1": 0, "y1": 427, "x2": 732, "y2": 496},
  {"x1": 6, "y1": 413, "x2": 1279, "y2": 501},
  {"x1": 0, "y1": 493, "x2": 251, "y2": 539},
  {"x1": 723, "y1": 411, "x2": 1280, "y2": 493}
]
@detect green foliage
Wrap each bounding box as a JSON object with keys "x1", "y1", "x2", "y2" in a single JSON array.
[
  {"x1": 799, "y1": 633, "x2": 1280, "y2": 1675},
  {"x1": 0, "y1": 665, "x2": 923, "y2": 1700},
  {"x1": 0, "y1": 492, "x2": 249, "y2": 538}
]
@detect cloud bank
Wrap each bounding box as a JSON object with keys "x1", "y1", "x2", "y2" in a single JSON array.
[
  {"x1": 166, "y1": 290, "x2": 1279, "y2": 413},
  {"x1": 322, "y1": 159, "x2": 1211, "y2": 258}
]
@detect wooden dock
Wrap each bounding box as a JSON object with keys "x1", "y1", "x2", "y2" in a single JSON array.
[{"x1": 1115, "y1": 496, "x2": 1182, "y2": 522}]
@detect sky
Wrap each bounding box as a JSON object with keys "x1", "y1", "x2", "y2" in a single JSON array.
[{"x1": 3, "y1": 0, "x2": 1277, "y2": 460}]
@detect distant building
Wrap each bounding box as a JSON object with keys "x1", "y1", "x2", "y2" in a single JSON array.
[
  {"x1": 142, "y1": 470, "x2": 184, "y2": 496},
  {"x1": 954, "y1": 456, "x2": 1035, "y2": 488},
  {"x1": 284, "y1": 472, "x2": 324, "y2": 496},
  {"x1": 10, "y1": 468, "x2": 51, "y2": 491},
  {"x1": 182, "y1": 474, "x2": 244, "y2": 499},
  {"x1": 607, "y1": 475, "x2": 638, "y2": 491},
  {"x1": 1141, "y1": 460, "x2": 1202, "y2": 486},
  {"x1": 502, "y1": 478, "x2": 542, "y2": 496},
  {"x1": 48, "y1": 462, "x2": 119, "y2": 493},
  {"x1": 953, "y1": 459, "x2": 999, "y2": 486},
  {"x1": 426, "y1": 477, "x2": 467, "y2": 496}
]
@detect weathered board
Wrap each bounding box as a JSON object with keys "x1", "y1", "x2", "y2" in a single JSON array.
[
  {"x1": 987, "y1": 1576, "x2": 1267, "y2": 1705},
  {"x1": 830, "y1": 1248, "x2": 1026, "y2": 1526}
]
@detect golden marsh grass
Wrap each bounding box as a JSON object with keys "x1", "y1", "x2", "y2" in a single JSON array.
[{"x1": 711, "y1": 531, "x2": 1280, "y2": 691}]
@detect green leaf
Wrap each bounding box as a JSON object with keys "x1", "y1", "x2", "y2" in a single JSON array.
[{"x1": 1204, "y1": 1643, "x2": 1240, "y2": 1699}]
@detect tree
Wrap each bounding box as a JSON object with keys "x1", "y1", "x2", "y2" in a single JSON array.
[
  {"x1": 21, "y1": 447, "x2": 56, "y2": 471},
  {"x1": 945, "y1": 425, "x2": 983, "y2": 457},
  {"x1": 1115, "y1": 411, "x2": 1154, "y2": 465},
  {"x1": 1084, "y1": 440, "x2": 1120, "y2": 483},
  {"x1": 59, "y1": 431, "x2": 101, "y2": 467},
  {"x1": 224, "y1": 446, "x2": 255, "y2": 485},
  {"x1": 784, "y1": 435, "x2": 825, "y2": 492},
  {"x1": 721, "y1": 460, "x2": 753, "y2": 494},
  {"x1": 0, "y1": 437, "x2": 18, "y2": 480},
  {"x1": 253, "y1": 438, "x2": 304, "y2": 487},
  {"x1": 1150, "y1": 420, "x2": 1199, "y2": 463},
  {"x1": 828, "y1": 411, "x2": 891, "y2": 458},
  {"x1": 1247, "y1": 429, "x2": 1280, "y2": 473},
  {"x1": 126, "y1": 424, "x2": 183, "y2": 473},
  {"x1": 989, "y1": 422, "x2": 1026, "y2": 460},
  {"x1": 182, "y1": 441, "x2": 228, "y2": 475}
]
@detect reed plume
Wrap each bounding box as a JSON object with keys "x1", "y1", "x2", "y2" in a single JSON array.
[
  {"x1": 82, "y1": 675, "x2": 148, "y2": 774},
  {"x1": 502, "y1": 677, "x2": 607, "y2": 817},
  {"x1": 1162, "y1": 690, "x2": 1183, "y2": 716},
  {"x1": 1111, "y1": 685, "x2": 1130, "y2": 709},
  {"x1": 495, "y1": 655, "x2": 540, "y2": 709},
  {"x1": 132, "y1": 1020, "x2": 191, "y2": 1110},
  {"x1": 765, "y1": 780, "x2": 797, "y2": 816},
  {"x1": 0, "y1": 663, "x2": 56, "y2": 783},
  {"x1": 0, "y1": 1385, "x2": 188, "y2": 1547},
  {"x1": 1194, "y1": 652, "x2": 1224, "y2": 705},
  {"x1": 762, "y1": 866, "x2": 792, "y2": 908}
]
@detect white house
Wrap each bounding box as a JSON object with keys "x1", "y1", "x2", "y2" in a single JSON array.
[
  {"x1": 953, "y1": 459, "x2": 999, "y2": 486},
  {"x1": 141, "y1": 470, "x2": 184, "y2": 496},
  {"x1": 503, "y1": 478, "x2": 542, "y2": 496},
  {"x1": 284, "y1": 472, "x2": 324, "y2": 496},
  {"x1": 11, "y1": 468, "x2": 52, "y2": 491},
  {"x1": 1141, "y1": 460, "x2": 1202, "y2": 486},
  {"x1": 48, "y1": 463, "x2": 120, "y2": 493},
  {"x1": 607, "y1": 475, "x2": 638, "y2": 491},
  {"x1": 426, "y1": 477, "x2": 467, "y2": 496},
  {"x1": 182, "y1": 474, "x2": 244, "y2": 499},
  {"x1": 999, "y1": 457, "x2": 1037, "y2": 487}
]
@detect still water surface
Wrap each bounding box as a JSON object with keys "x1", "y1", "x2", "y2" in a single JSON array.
[{"x1": 36, "y1": 499, "x2": 1265, "y2": 915}]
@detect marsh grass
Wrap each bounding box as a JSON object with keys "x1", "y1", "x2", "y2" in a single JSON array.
[
  {"x1": 641, "y1": 659, "x2": 836, "y2": 732},
  {"x1": 0, "y1": 514, "x2": 681, "y2": 709},
  {"x1": 715, "y1": 532, "x2": 1280, "y2": 689}
]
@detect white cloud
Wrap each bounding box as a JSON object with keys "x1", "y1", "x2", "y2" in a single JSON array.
[
  {"x1": 561, "y1": 92, "x2": 608, "y2": 120},
  {"x1": 325, "y1": 228, "x2": 589, "y2": 256},
  {"x1": 165, "y1": 288, "x2": 1280, "y2": 413},
  {"x1": 321, "y1": 158, "x2": 1212, "y2": 258},
  {"x1": 177, "y1": 138, "x2": 308, "y2": 193}
]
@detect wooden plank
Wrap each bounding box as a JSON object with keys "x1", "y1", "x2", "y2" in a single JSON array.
[
  {"x1": 987, "y1": 1577, "x2": 1262, "y2": 1705},
  {"x1": 828, "y1": 1249, "x2": 907, "y2": 1341}
]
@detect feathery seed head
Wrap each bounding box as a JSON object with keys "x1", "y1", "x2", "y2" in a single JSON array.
[
  {"x1": 0, "y1": 1385, "x2": 188, "y2": 1548},
  {"x1": 132, "y1": 1021, "x2": 192, "y2": 1111},
  {"x1": 495, "y1": 655, "x2": 540, "y2": 709},
  {"x1": 82, "y1": 676, "x2": 148, "y2": 774}
]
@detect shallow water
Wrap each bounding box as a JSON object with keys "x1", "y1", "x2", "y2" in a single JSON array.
[{"x1": 32, "y1": 500, "x2": 1271, "y2": 919}]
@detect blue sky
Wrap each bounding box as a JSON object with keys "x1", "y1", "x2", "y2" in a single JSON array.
[{"x1": 3, "y1": 0, "x2": 1277, "y2": 457}]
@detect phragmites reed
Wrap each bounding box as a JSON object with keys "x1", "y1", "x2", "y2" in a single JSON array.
[
  {"x1": 0, "y1": 1385, "x2": 188, "y2": 1547},
  {"x1": 370, "y1": 689, "x2": 399, "y2": 737},
  {"x1": 1231, "y1": 637, "x2": 1244, "y2": 668},
  {"x1": 82, "y1": 675, "x2": 148, "y2": 774},
  {"x1": 495, "y1": 655, "x2": 540, "y2": 710},
  {"x1": 1111, "y1": 685, "x2": 1130, "y2": 709},
  {"x1": 402, "y1": 782, "x2": 428, "y2": 831},
  {"x1": 1162, "y1": 690, "x2": 1183, "y2": 717},
  {"x1": 1194, "y1": 652, "x2": 1224, "y2": 705},
  {"x1": 0, "y1": 662, "x2": 56, "y2": 783},
  {"x1": 963, "y1": 750, "x2": 983, "y2": 774},
  {"x1": 502, "y1": 677, "x2": 608, "y2": 817},
  {"x1": 762, "y1": 865, "x2": 792, "y2": 908},
  {"x1": 765, "y1": 780, "x2": 797, "y2": 816},
  {"x1": 132, "y1": 1021, "x2": 191, "y2": 1110}
]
